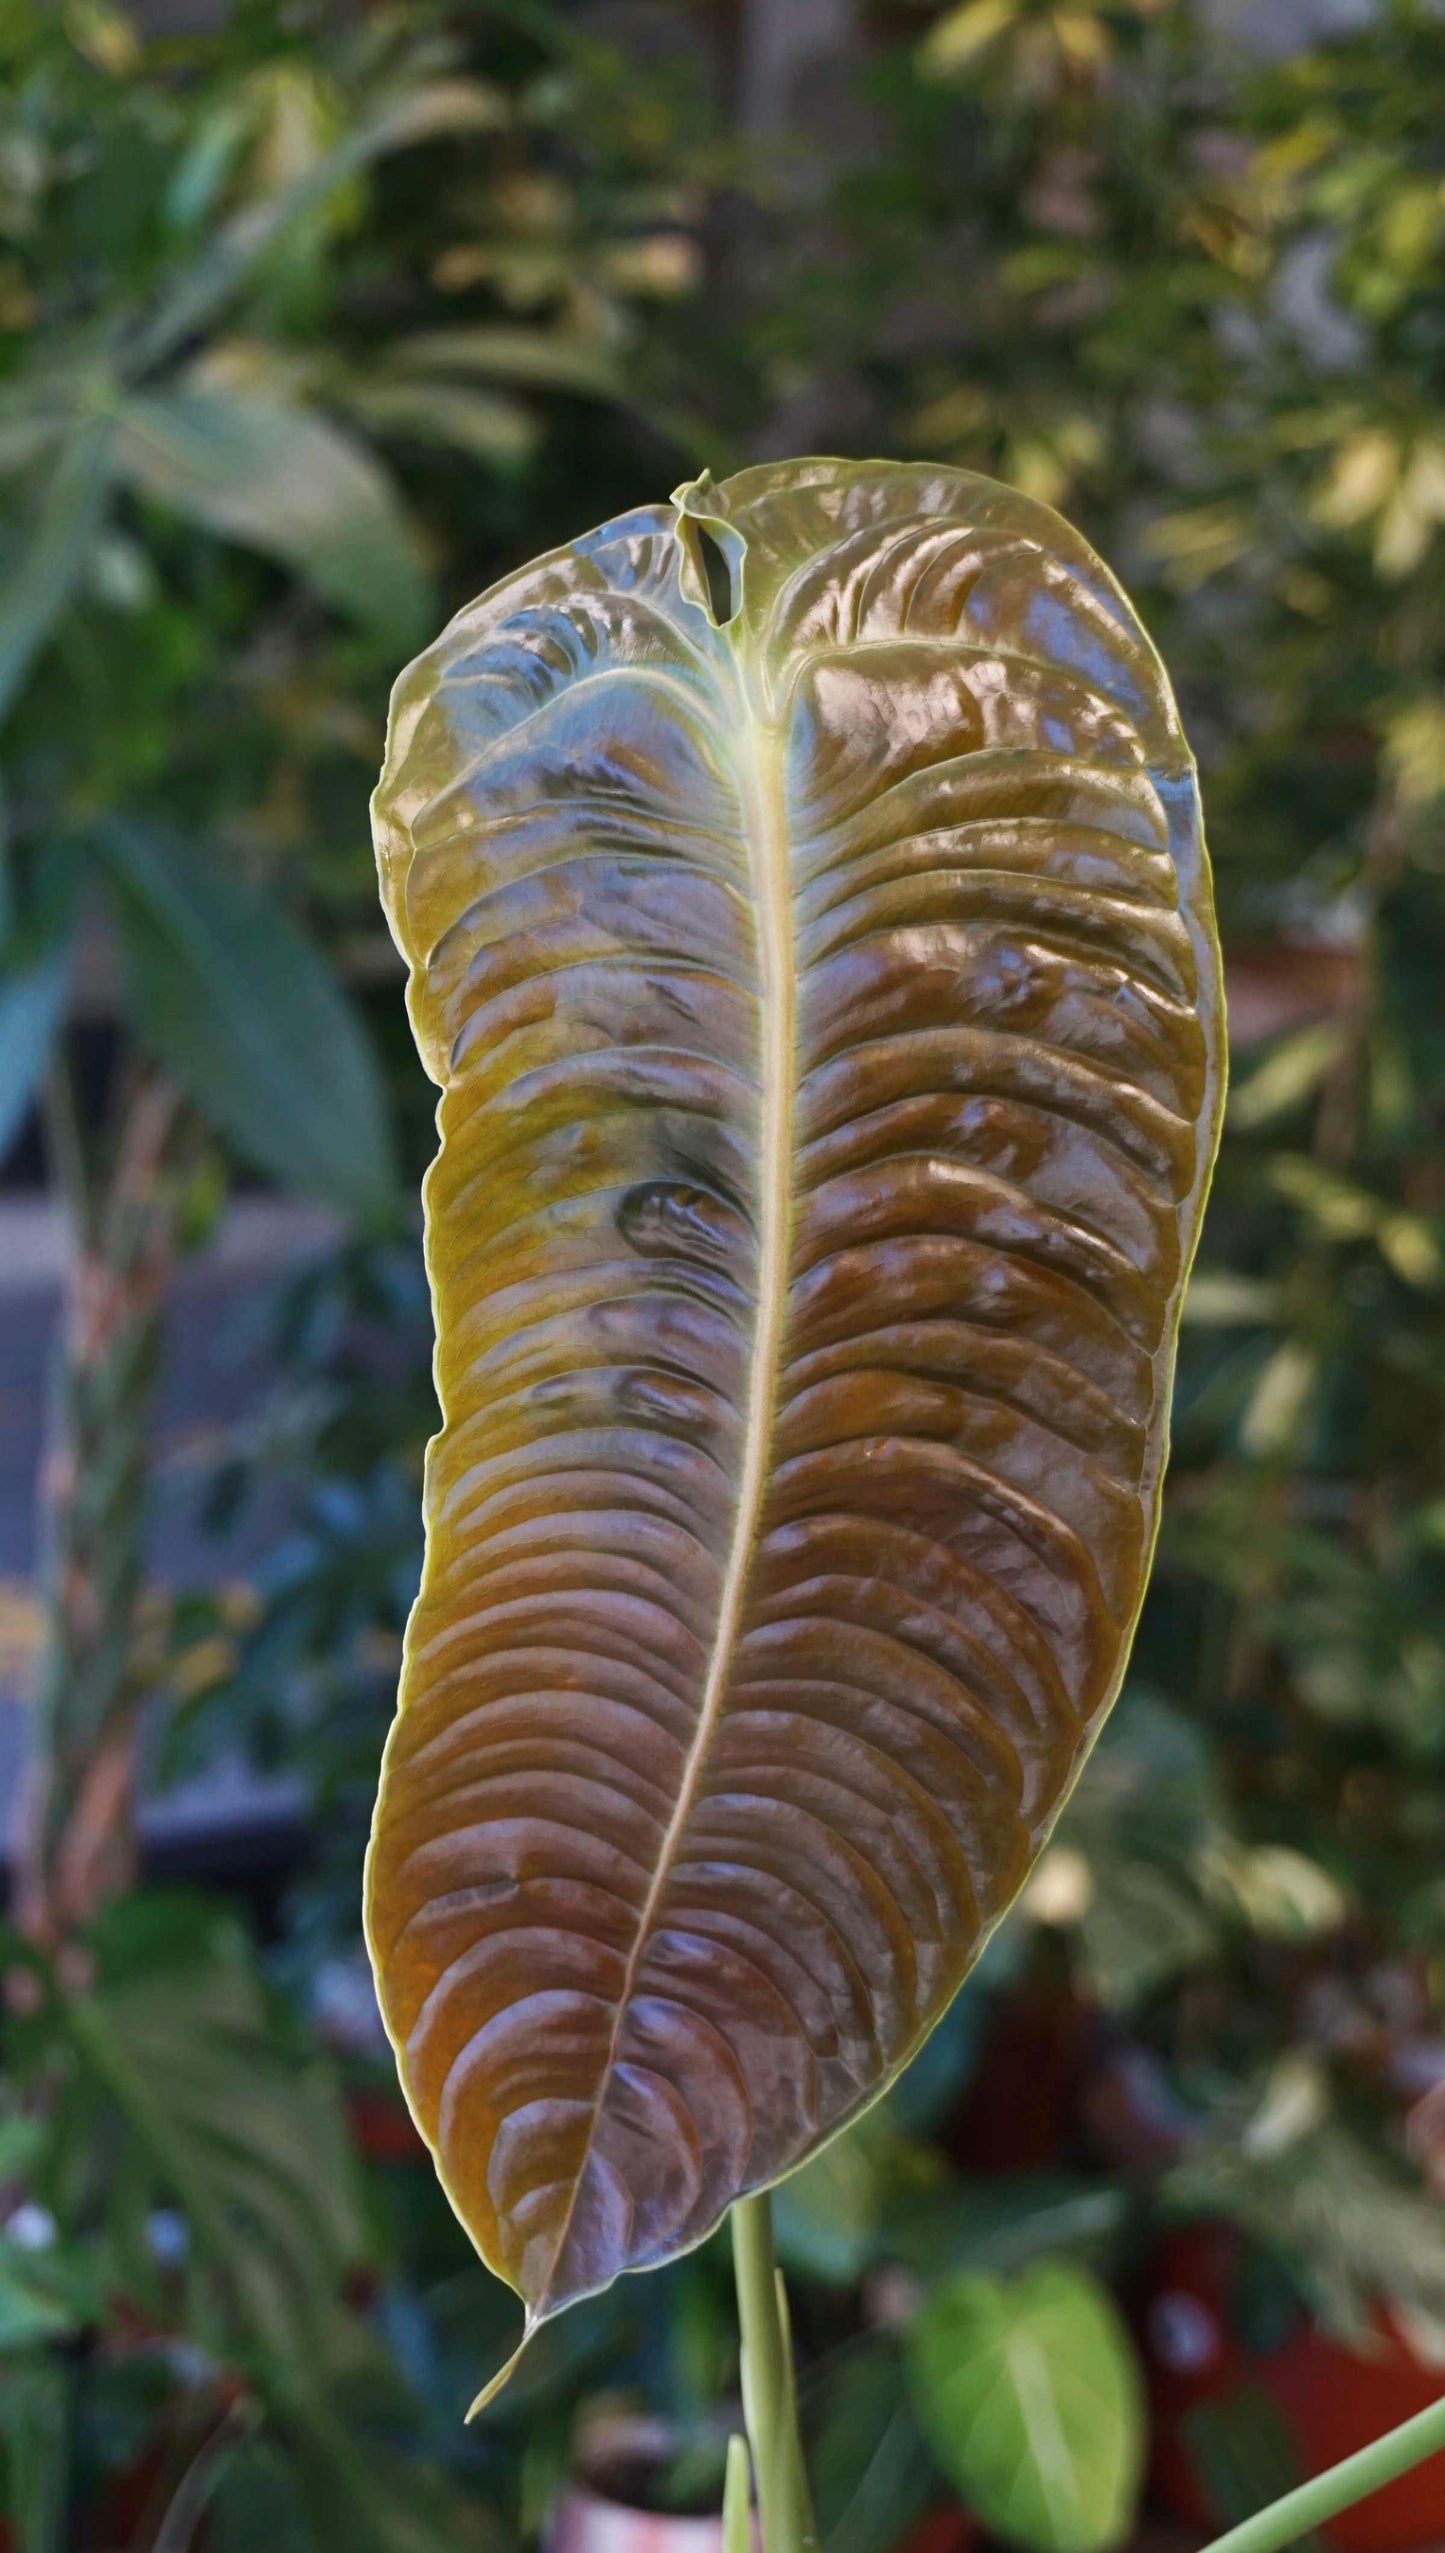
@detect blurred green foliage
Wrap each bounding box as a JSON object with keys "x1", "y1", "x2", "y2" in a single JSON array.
[{"x1": 5, "y1": 0, "x2": 1445, "y2": 2545}]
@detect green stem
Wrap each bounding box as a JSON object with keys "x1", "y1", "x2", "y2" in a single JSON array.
[
  {"x1": 722, "y1": 2433, "x2": 754, "y2": 2553},
  {"x1": 731, "y1": 2193, "x2": 816, "y2": 2553},
  {"x1": 1203, "y1": 2392, "x2": 1445, "y2": 2553}
]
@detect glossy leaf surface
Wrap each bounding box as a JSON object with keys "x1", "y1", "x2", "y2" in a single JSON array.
[{"x1": 366, "y1": 458, "x2": 1224, "y2": 2335}]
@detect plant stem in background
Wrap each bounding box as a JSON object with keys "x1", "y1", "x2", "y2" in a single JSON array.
[
  {"x1": 16, "y1": 1052, "x2": 189, "y2": 1944},
  {"x1": 1204, "y1": 2394, "x2": 1445, "y2": 2553},
  {"x1": 731, "y1": 2193, "x2": 816, "y2": 2553}
]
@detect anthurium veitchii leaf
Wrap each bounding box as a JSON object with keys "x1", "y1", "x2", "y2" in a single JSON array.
[{"x1": 366, "y1": 458, "x2": 1225, "y2": 2363}]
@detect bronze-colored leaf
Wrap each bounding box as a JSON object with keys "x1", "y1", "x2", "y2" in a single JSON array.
[{"x1": 366, "y1": 458, "x2": 1224, "y2": 2342}]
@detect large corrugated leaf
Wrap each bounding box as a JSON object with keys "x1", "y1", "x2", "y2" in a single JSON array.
[{"x1": 365, "y1": 458, "x2": 1224, "y2": 2344}]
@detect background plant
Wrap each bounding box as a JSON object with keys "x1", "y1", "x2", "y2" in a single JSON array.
[{"x1": 6, "y1": 0, "x2": 1445, "y2": 2548}]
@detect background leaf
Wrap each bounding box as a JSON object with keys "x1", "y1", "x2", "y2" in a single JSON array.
[
  {"x1": 0, "y1": 2360, "x2": 71, "y2": 2553},
  {"x1": 129, "y1": 76, "x2": 510, "y2": 374},
  {"x1": 0, "y1": 423, "x2": 114, "y2": 724},
  {"x1": 887, "y1": 2175, "x2": 1128, "y2": 2283},
  {"x1": 348, "y1": 380, "x2": 536, "y2": 468},
  {"x1": 384, "y1": 327, "x2": 623, "y2": 397},
  {"x1": 0, "y1": 946, "x2": 68, "y2": 1168},
  {"x1": 908, "y1": 2259, "x2": 1145, "y2": 2553},
  {"x1": 806, "y1": 2343, "x2": 936, "y2": 2553},
  {"x1": 69, "y1": 1895, "x2": 363, "y2": 2368},
  {"x1": 115, "y1": 388, "x2": 430, "y2": 639},
  {"x1": 773, "y1": 2126, "x2": 882, "y2": 2286},
  {"x1": 102, "y1": 821, "x2": 398, "y2": 1226}
]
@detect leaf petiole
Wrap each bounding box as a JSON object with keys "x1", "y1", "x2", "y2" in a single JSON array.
[
  {"x1": 1201, "y1": 2391, "x2": 1445, "y2": 2553},
  {"x1": 731, "y1": 2193, "x2": 816, "y2": 2553}
]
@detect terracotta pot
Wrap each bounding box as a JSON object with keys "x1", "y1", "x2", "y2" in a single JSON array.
[
  {"x1": 551, "y1": 2481, "x2": 738, "y2": 2553},
  {"x1": 549, "y1": 2417, "x2": 760, "y2": 2553},
  {"x1": 549, "y1": 2420, "x2": 971, "y2": 2553},
  {"x1": 1142, "y1": 2223, "x2": 1445, "y2": 2553}
]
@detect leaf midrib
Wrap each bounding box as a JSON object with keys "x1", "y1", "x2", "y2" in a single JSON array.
[
  {"x1": 1003, "y1": 2328, "x2": 1088, "y2": 2539},
  {"x1": 535, "y1": 645, "x2": 795, "y2": 2312}
]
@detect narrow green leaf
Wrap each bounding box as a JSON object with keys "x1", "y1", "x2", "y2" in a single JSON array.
[
  {"x1": 773, "y1": 2122, "x2": 881, "y2": 2284},
  {"x1": 1228, "y1": 1021, "x2": 1344, "y2": 1130},
  {"x1": 0, "y1": 2245, "x2": 87, "y2": 2351},
  {"x1": 0, "y1": 409, "x2": 71, "y2": 477},
  {"x1": 0, "y1": 422, "x2": 114, "y2": 723},
  {"x1": 887, "y1": 2177, "x2": 1127, "y2": 2283},
  {"x1": 0, "y1": 945, "x2": 68, "y2": 1166},
  {"x1": 1183, "y1": 2389, "x2": 1313, "y2": 2539},
  {"x1": 115, "y1": 387, "x2": 430, "y2": 639},
  {"x1": 349, "y1": 380, "x2": 536, "y2": 467},
  {"x1": 919, "y1": 0, "x2": 1018, "y2": 77},
  {"x1": 207, "y1": 2441, "x2": 316, "y2": 2553},
  {"x1": 386, "y1": 326, "x2": 623, "y2": 398},
  {"x1": 908, "y1": 2260, "x2": 1145, "y2": 2553},
  {"x1": 129, "y1": 79, "x2": 509, "y2": 375},
  {"x1": 164, "y1": 93, "x2": 258, "y2": 237},
  {"x1": 0, "y1": 2359, "x2": 72, "y2": 2553},
  {"x1": 807, "y1": 2346, "x2": 935, "y2": 2553},
  {"x1": 101, "y1": 822, "x2": 399, "y2": 1227}
]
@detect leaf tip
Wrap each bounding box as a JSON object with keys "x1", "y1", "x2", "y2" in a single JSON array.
[
  {"x1": 670, "y1": 467, "x2": 715, "y2": 512},
  {"x1": 464, "y1": 2317, "x2": 535, "y2": 2421}
]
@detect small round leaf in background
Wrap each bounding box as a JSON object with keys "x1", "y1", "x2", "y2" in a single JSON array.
[{"x1": 908, "y1": 2259, "x2": 1145, "y2": 2553}]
